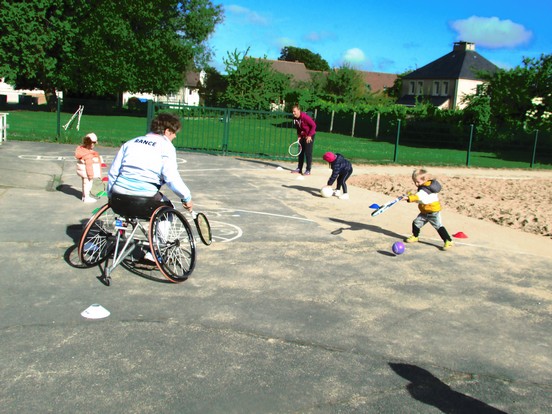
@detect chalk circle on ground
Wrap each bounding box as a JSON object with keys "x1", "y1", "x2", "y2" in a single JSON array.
[{"x1": 81, "y1": 304, "x2": 110, "y2": 319}]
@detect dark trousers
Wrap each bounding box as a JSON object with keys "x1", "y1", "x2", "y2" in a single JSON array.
[
  {"x1": 336, "y1": 167, "x2": 353, "y2": 193},
  {"x1": 297, "y1": 136, "x2": 314, "y2": 172}
]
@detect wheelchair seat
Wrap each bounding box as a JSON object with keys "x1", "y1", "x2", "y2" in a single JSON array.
[{"x1": 109, "y1": 193, "x2": 169, "y2": 219}]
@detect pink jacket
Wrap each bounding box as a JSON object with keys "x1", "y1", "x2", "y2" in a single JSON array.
[{"x1": 75, "y1": 145, "x2": 100, "y2": 179}]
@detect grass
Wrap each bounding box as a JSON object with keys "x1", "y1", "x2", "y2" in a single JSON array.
[{"x1": 3, "y1": 109, "x2": 551, "y2": 169}]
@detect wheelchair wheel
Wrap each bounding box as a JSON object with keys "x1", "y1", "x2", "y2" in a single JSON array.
[
  {"x1": 148, "y1": 206, "x2": 196, "y2": 283},
  {"x1": 78, "y1": 204, "x2": 117, "y2": 266}
]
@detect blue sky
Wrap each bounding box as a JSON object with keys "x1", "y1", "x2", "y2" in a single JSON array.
[{"x1": 206, "y1": 0, "x2": 551, "y2": 74}]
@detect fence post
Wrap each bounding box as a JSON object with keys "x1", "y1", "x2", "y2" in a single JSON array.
[
  {"x1": 530, "y1": 129, "x2": 539, "y2": 168},
  {"x1": 0, "y1": 112, "x2": 8, "y2": 144},
  {"x1": 466, "y1": 124, "x2": 474, "y2": 167},
  {"x1": 330, "y1": 110, "x2": 334, "y2": 133},
  {"x1": 222, "y1": 108, "x2": 230, "y2": 155},
  {"x1": 146, "y1": 100, "x2": 154, "y2": 133},
  {"x1": 393, "y1": 119, "x2": 401, "y2": 163},
  {"x1": 351, "y1": 112, "x2": 356, "y2": 137},
  {"x1": 56, "y1": 98, "x2": 61, "y2": 139},
  {"x1": 375, "y1": 112, "x2": 380, "y2": 138}
]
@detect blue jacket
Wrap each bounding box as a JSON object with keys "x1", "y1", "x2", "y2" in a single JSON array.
[{"x1": 327, "y1": 153, "x2": 352, "y2": 185}]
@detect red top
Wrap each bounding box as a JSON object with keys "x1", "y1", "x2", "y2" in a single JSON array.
[{"x1": 293, "y1": 111, "x2": 316, "y2": 138}]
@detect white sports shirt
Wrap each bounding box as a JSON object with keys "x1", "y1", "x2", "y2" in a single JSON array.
[{"x1": 107, "y1": 132, "x2": 192, "y2": 202}]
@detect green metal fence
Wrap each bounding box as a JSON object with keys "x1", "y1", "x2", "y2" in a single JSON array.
[
  {"x1": 2, "y1": 98, "x2": 551, "y2": 169},
  {"x1": 148, "y1": 101, "x2": 297, "y2": 160}
]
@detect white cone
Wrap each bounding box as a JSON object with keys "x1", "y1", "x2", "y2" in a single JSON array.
[{"x1": 81, "y1": 304, "x2": 110, "y2": 319}]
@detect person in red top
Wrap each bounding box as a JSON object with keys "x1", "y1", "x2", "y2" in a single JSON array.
[
  {"x1": 75, "y1": 132, "x2": 102, "y2": 203},
  {"x1": 291, "y1": 104, "x2": 316, "y2": 176}
]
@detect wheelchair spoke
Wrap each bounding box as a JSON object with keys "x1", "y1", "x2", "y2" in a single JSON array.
[{"x1": 149, "y1": 206, "x2": 196, "y2": 282}]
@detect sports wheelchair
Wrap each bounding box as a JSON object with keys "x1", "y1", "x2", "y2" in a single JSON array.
[{"x1": 78, "y1": 194, "x2": 196, "y2": 286}]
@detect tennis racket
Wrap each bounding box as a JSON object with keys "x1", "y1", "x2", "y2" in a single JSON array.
[
  {"x1": 191, "y1": 210, "x2": 212, "y2": 245},
  {"x1": 371, "y1": 195, "x2": 405, "y2": 217},
  {"x1": 288, "y1": 138, "x2": 302, "y2": 156}
]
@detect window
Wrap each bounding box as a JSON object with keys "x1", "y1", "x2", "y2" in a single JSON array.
[
  {"x1": 433, "y1": 81, "x2": 440, "y2": 96},
  {"x1": 417, "y1": 81, "x2": 423, "y2": 95},
  {"x1": 442, "y1": 81, "x2": 449, "y2": 95},
  {"x1": 409, "y1": 81, "x2": 415, "y2": 95}
]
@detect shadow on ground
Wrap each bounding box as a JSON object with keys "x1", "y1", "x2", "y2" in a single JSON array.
[
  {"x1": 389, "y1": 363, "x2": 507, "y2": 414},
  {"x1": 282, "y1": 184, "x2": 321, "y2": 197}
]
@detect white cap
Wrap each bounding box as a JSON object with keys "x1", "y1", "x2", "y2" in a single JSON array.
[{"x1": 86, "y1": 133, "x2": 98, "y2": 142}]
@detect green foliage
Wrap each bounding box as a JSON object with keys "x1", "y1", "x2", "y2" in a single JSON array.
[
  {"x1": 322, "y1": 64, "x2": 367, "y2": 104},
  {"x1": 386, "y1": 70, "x2": 412, "y2": 98},
  {"x1": 222, "y1": 49, "x2": 291, "y2": 110},
  {"x1": 201, "y1": 66, "x2": 228, "y2": 107},
  {"x1": 462, "y1": 94, "x2": 493, "y2": 138},
  {"x1": 0, "y1": 0, "x2": 223, "y2": 100},
  {"x1": 473, "y1": 54, "x2": 551, "y2": 132},
  {"x1": 278, "y1": 46, "x2": 330, "y2": 71}
]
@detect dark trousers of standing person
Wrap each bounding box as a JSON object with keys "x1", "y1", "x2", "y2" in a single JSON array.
[
  {"x1": 297, "y1": 136, "x2": 315, "y2": 173},
  {"x1": 336, "y1": 167, "x2": 353, "y2": 193}
]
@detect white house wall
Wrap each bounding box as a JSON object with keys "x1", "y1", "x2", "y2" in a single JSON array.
[{"x1": 455, "y1": 79, "x2": 482, "y2": 109}]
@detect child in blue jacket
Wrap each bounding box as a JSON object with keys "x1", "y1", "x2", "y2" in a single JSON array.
[{"x1": 323, "y1": 152, "x2": 353, "y2": 200}]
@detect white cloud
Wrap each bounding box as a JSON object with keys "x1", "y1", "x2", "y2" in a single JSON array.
[
  {"x1": 226, "y1": 5, "x2": 268, "y2": 25},
  {"x1": 343, "y1": 48, "x2": 366, "y2": 64},
  {"x1": 450, "y1": 16, "x2": 533, "y2": 48}
]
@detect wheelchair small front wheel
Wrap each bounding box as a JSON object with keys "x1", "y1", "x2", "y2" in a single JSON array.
[{"x1": 148, "y1": 206, "x2": 196, "y2": 283}]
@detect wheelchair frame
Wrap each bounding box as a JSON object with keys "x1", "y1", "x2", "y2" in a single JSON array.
[{"x1": 78, "y1": 203, "x2": 196, "y2": 285}]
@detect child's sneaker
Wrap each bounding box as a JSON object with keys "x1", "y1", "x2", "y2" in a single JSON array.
[
  {"x1": 442, "y1": 240, "x2": 453, "y2": 250},
  {"x1": 333, "y1": 189, "x2": 342, "y2": 197},
  {"x1": 83, "y1": 197, "x2": 97, "y2": 203},
  {"x1": 338, "y1": 193, "x2": 349, "y2": 200},
  {"x1": 291, "y1": 168, "x2": 301, "y2": 174},
  {"x1": 405, "y1": 235, "x2": 419, "y2": 243},
  {"x1": 303, "y1": 170, "x2": 311, "y2": 176}
]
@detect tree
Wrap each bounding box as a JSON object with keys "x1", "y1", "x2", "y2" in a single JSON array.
[
  {"x1": 323, "y1": 64, "x2": 369, "y2": 104},
  {"x1": 200, "y1": 66, "x2": 228, "y2": 107},
  {"x1": 472, "y1": 54, "x2": 551, "y2": 131},
  {"x1": 222, "y1": 49, "x2": 290, "y2": 110},
  {"x1": 0, "y1": 0, "x2": 223, "y2": 106},
  {"x1": 387, "y1": 70, "x2": 412, "y2": 99},
  {"x1": 278, "y1": 46, "x2": 330, "y2": 71}
]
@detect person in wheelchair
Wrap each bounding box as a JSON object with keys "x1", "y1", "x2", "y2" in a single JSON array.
[{"x1": 107, "y1": 113, "x2": 193, "y2": 268}]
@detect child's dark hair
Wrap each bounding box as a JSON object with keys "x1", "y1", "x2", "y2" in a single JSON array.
[
  {"x1": 150, "y1": 113, "x2": 182, "y2": 135},
  {"x1": 82, "y1": 133, "x2": 97, "y2": 147}
]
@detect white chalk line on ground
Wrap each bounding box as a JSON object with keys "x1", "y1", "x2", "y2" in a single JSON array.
[{"x1": 227, "y1": 208, "x2": 315, "y2": 222}]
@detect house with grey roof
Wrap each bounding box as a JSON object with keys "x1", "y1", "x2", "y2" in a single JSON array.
[{"x1": 397, "y1": 41, "x2": 498, "y2": 109}]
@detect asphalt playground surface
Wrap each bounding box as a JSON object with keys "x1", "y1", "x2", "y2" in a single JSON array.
[{"x1": 0, "y1": 140, "x2": 551, "y2": 413}]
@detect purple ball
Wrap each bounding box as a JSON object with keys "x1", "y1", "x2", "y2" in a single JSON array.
[{"x1": 392, "y1": 241, "x2": 405, "y2": 255}]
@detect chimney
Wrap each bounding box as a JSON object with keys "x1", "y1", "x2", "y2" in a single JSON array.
[{"x1": 453, "y1": 41, "x2": 475, "y2": 52}]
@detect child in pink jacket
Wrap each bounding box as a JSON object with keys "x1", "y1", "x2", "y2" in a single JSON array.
[{"x1": 75, "y1": 133, "x2": 101, "y2": 203}]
